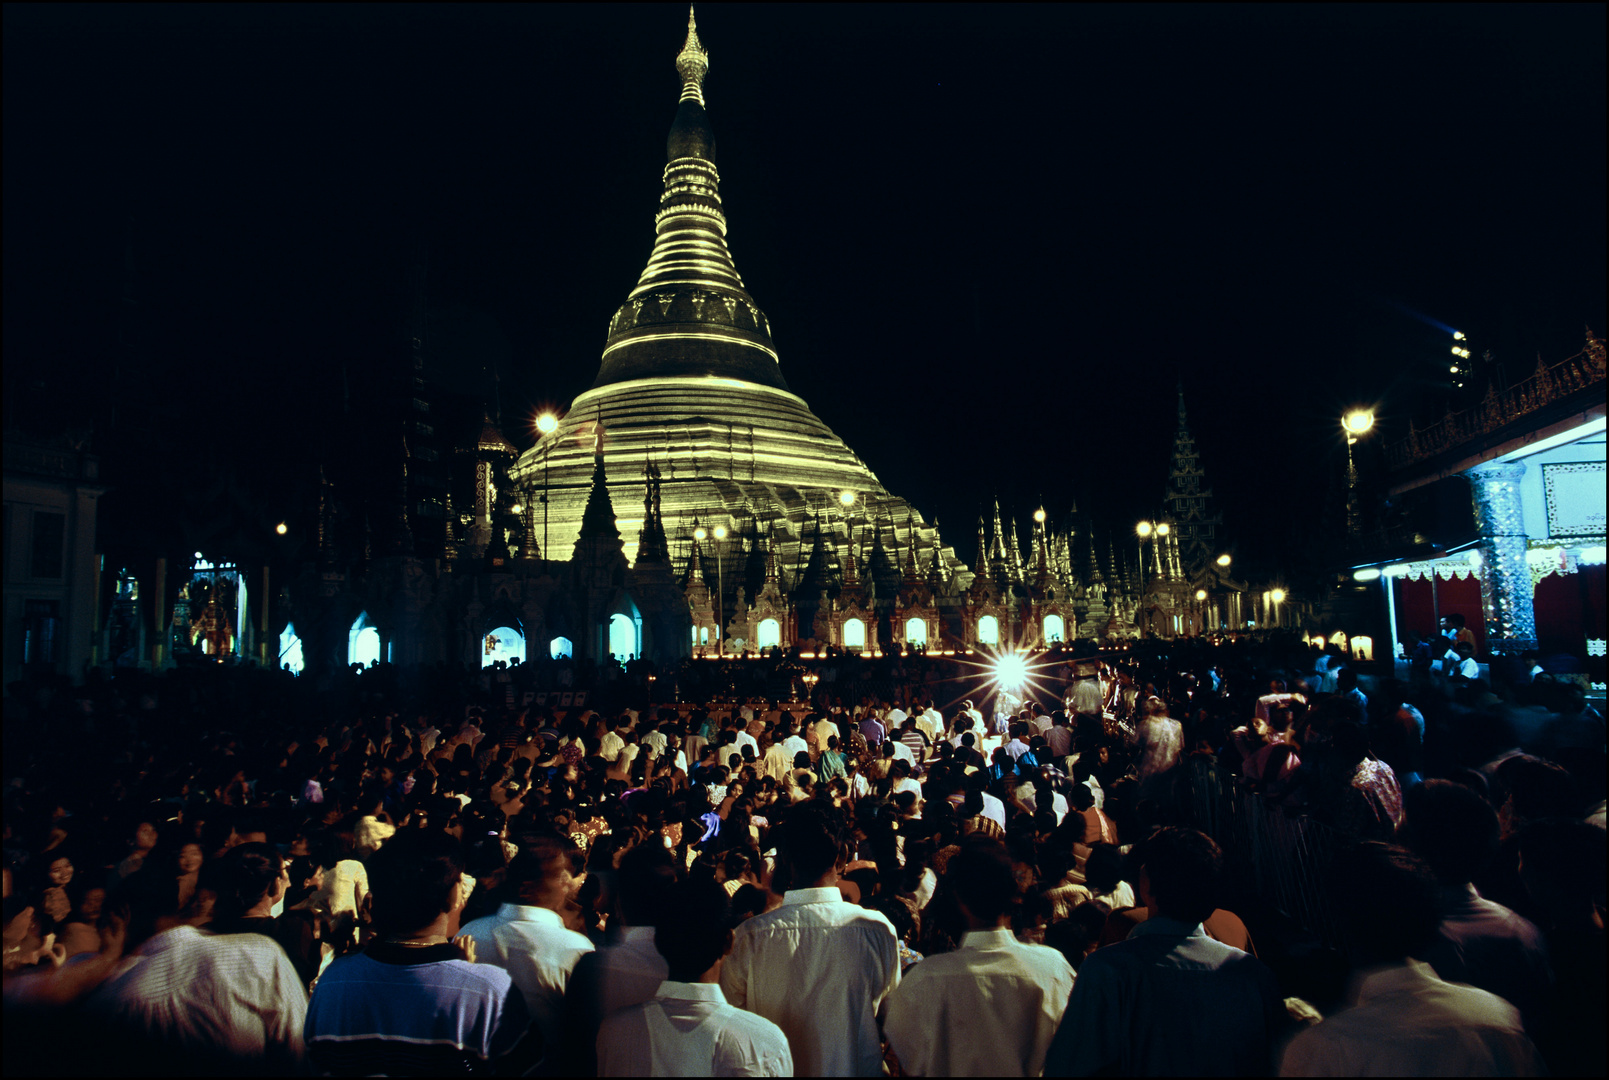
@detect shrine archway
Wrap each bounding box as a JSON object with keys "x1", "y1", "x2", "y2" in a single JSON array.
[
  {"x1": 757, "y1": 618, "x2": 781, "y2": 649},
  {"x1": 978, "y1": 614, "x2": 1000, "y2": 646},
  {"x1": 482, "y1": 626, "x2": 526, "y2": 668},
  {"x1": 842, "y1": 618, "x2": 866, "y2": 651},
  {"x1": 348, "y1": 613, "x2": 380, "y2": 667}
]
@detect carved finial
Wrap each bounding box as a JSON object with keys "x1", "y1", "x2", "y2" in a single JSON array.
[{"x1": 676, "y1": 5, "x2": 710, "y2": 106}]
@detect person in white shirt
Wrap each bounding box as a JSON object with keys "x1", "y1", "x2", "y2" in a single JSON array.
[
  {"x1": 640, "y1": 721, "x2": 670, "y2": 761},
  {"x1": 811, "y1": 714, "x2": 840, "y2": 752},
  {"x1": 600, "y1": 876, "x2": 792, "y2": 1077},
  {"x1": 600, "y1": 722, "x2": 628, "y2": 763},
  {"x1": 460, "y1": 839, "x2": 594, "y2": 1070},
  {"x1": 721, "y1": 810, "x2": 900, "y2": 1076},
  {"x1": 1280, "y1": 842, "x2": 1543, "y2": 1077},
  {"x1": 780, "y1": 723, "x2": 809, "y2": 764},
  {"x1": 87, "y1": 862, "x2": 306, "y2": 1075},
  {"x1": 561, "y1": 841, "x2": 678, "y2": 1074},
  {"x1": 884, "y1": 837, "x2": 1074, "y2": 1076}
]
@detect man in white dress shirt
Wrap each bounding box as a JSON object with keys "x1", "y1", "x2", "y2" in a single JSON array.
[
  {"x1": 460, "y1": 838, "x2": 594, "y2": 1073},
  {"x1": 721, "y1": 809, "x2": 900, "y2": 1076},
  {"x1": 87, "y1": 866, "x2": 306, "y2": 1075},
  {"x1": 884, "y1": 837, "x2": 1074, "y2": 1076},
  {"x1": 1280, "y1": 843, "x2": 1543, "y2": 1077},
  {"x1": 598, "y1": 876, "x2": 792, "y2": 1077},
  {"x1": 561, "y1": 841, "x2": 677, "y2": 1074}
]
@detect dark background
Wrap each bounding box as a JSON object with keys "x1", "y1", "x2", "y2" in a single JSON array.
[{"x1": 5, "y1": 3, "x2": 1604, "y2": 573}]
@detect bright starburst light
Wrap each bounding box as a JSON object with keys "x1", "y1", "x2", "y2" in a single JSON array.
[{"x1": 994, "y1": 652, "x2": 1030, "y2": 690}]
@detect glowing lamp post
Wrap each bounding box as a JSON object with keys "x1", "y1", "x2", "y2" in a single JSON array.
[
  {"x1": 695, "y1": 524, "x2": 728, "y2": 655},
  {"x1": 1342, "y1": 408, "x2": 1375, "y2": 537},
  {"x1": 275, "y1": 522, "x2": 288, "y2": 536},
  {"x1": 535, "y1": 412, "x2": 559, "y2": 574},
  {"x1": 1216, "y1": 553, "x2": 1231, "y2": 567},
  {"x1": 1270, "y1": 587, "x2": 1287, "y2": 629}
]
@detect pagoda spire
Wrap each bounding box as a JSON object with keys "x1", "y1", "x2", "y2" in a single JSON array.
[
  {"x1": 576, "y1": 422, "x2": 619, "y2": 542},
  {"x1": 593, "y1": 7, "x2": 787, "y2": 393},
  {"x1": 676, "y1": 6, "x2": 709, "y2": 106}
]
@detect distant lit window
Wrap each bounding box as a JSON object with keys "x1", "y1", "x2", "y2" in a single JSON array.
[
  {"x1": 1349, "y1": 635, "x2": 1374, "y2": 661},
  {"x1": 978, "y1": 615, "x2": 999, "y2": 646},
  {"x1": 482, "y1": 626, "x2": 526, "y2": 668},
  {"x1": 1044, "y1": 614, "x2": 1065, "y2": 643},
  {"x1": 757, "y1": 618, "x2": 781, "y2": 649},
  {"x1": 278, "y1": 623, "x2": 304, "y2": 675},
  {"x1": 843, "y1": 618, "x2": 866, "y2": 650},
  {"x1": 700, "y1": 626, "x2": 710, "y2": 646},
  {"x1": 905, "y1": 618, "x2": 927, "y2": 646},
  {"x1": 549, "y1": 636, "x2": 573, "y2": 659}
]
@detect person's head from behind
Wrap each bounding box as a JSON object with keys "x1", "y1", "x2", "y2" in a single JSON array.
[
  {"x1": 208, "y1": 842, "x2": 289, "y2": 921},
  {"x1": 1401, "y1": 780, "x2": 1498, "y2": 887},
  {"x1": 365, "y1": 830, "x2": 466, "y2": 939},
  {"x1": 506, "y1": 837, "x2": 579, "y2": 911},
  {"x1": 1494, "y1": 754, "x2": 1578, "y2": 834},
  {"x1": 772, "y1": 809, "x2": 840, "y2": 892},
  {"x1": 947, "y1": 836, "x2": 1018, "y2": 929},
  {"x1": 1516, "y1": 818, "x2": 1606, "y2": 932},
  {"x1": 654, "y1": 876, "x2": 734, "y2": 982},
  {"x1": 1134, "y1": 826, "x2": 1221, "y2": 925},
  {"x1": 1330, "y1": 842, "x2": 1440, "y2": 967},
  {"x1": 616, "y1": 840, "x2": 678, "y2": 928},
  {"x1": 1084, "y1": 842, "x2": 1127, "y2": 896}
]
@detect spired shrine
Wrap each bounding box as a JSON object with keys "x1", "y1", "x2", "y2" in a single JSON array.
[{"x1": 244, "y1": 8, "x2": 1238, "y2": 678}]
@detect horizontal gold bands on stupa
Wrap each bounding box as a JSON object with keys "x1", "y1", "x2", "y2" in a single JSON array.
[{"x1": 601, "y1": 331, "x2": 779, "y2": 364}]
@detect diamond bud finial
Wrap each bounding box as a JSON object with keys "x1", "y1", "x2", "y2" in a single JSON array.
[{"x1": 676, "y1": 5, "x2": 709, "y2": 105}]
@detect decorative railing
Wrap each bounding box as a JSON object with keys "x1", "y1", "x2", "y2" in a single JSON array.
[{"x1": 1385, "y1": 331, "x2": 1605, "y2": 472}]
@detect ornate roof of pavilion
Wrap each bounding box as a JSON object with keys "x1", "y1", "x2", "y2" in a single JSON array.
[{"x1": 592, "y1": 6, "x2": 786, "y2": 394}]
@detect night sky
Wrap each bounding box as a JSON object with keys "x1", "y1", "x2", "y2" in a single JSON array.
[{"x1": 5, "y1": 4, "x2": 1604, "y2": 573}]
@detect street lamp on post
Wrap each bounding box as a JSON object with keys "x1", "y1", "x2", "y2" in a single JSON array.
[
  {"x1": 1136, "y1": 520, "x2": 1152, "y2": 586},
  {"x1": 535, "y1": 412, "x2": 559, "y2": 574},
  {"x1": 1270, "y1": 587, "x2": 1287, "y2": 629},
  {"x1": 1343, "y1": 409, "x2": 1375, "y2": 537}
]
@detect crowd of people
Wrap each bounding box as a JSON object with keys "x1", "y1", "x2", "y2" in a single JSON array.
[{"x1": 2, "y1": 631, "x2": 1603, "y2": 1077}]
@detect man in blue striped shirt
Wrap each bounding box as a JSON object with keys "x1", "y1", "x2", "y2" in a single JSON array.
[{"x1": 304, "y1": 832, "x2": 537, "y2": 1075}]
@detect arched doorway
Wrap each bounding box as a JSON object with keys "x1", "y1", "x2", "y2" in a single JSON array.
[
  {"x1": 757, "y1": 617, "x2": 781, "y2": 649},
  {"x1": 905, "y1": 617, "x2": 927, "y2": 647},
  {"x1": 842, "y1": 618, "x2": 866, "y2": 651},
  {"x1": 278, "y1": 623, "x2": 304, "y2": 675},
  {"x1": 1043, "y1": 613, "x2": 1065, "y2": 644},
  {"x1": 348, "y1": 613, "x2": 380, "y2": 667},
  {"x1": 549, "y1": 636, "x2": 573, "y2": 659},
  {"x1": 978, "y1": 614, "x2": 1000, "y2": 646},
  {"x1": 482, "y1": 625, "x2": 526, "y2": 668},
  {"x1": 608, "y1": 612, "x2": 638, "y2": 660}
]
